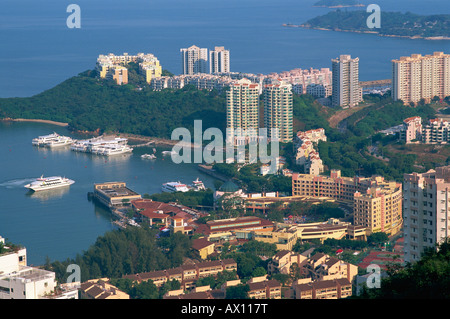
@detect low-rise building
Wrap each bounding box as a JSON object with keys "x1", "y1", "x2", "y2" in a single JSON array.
[
  {"x1": 267, "y1": 250, "x2": 307, "y2": 274},
  {"x1": 251, "y1": 219, "x2": 367, "y2": 249},
  {"x1": 80, "y1": 278, "x2": 129, "y2": 299},
  {"x1": 247, "y1": 278, "x2": 282, "y2": 299},
  {"x1": 292, "y1": 277, "x2": 352, "y2": 299},
  {"x1": 123, "y1": 259, "x2": 237, "y2": 290},
  {"x1": 194, "y1": 216, "x2": 274, "y2": 242},
  {"x1": 0, "y1": 236, "x2": 78, "y2": 299},
  {"x1": 93, "y1": 182, "x2": 141, "y2": 208}
]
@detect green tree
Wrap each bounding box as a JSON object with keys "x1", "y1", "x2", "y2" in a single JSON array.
[{"x1": 226, "y1": 284, "x2": 250, "y2": 299}]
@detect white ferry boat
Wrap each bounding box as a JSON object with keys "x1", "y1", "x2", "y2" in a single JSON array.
[
  {"x1": 24, "y1": 176, "x2": 75, "y2": 192},
  {"x1": 32, "y1": 133, "x2": 60, "y2": 146},
  {"x1": 71, "y1": 136, "x2": 132, "y2": 155},
  {"x1": 45, "y1": 135, "x2": 75, "y2": 148},
  {"x1": 162, "y1": 150, "x2": 177, "y2": 156},
  {"x1": 161, "y1": 181, "x2": 190, "y2": 193},
  {"x1": 190, "y1": 178, "x2": 206, "y2": 191},
  {"x1": 98, "y1": 144, "x2": 133, "y2": 156},
  {"x1": 141, "y1": 153, "x2": 156, "y2": 159}
]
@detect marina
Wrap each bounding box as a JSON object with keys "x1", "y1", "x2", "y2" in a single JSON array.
[{"x1": 1, "y1": 121, "x2": 216, "y2": 266}]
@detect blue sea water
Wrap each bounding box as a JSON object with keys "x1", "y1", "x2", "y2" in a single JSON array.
[
  {"x1": 0, "y1": 0, "x2": 449, "y2": 98},
  {"x1": 0, "y1": 0, "x2": 449, "y2": 266}
]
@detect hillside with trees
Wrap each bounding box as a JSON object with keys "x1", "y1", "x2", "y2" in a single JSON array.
[
  {"x1": 300, "y1": 10, "x2": 450, "y2": 39},
  {"x1": 357, "y1": 239, "x2": 450, "y2": 298},
  {"x1": 0, "y1": 70, "x2": 227, "y2": 139}
]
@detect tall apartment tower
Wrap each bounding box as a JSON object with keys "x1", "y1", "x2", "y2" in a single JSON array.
[
  {"x1": 226, "y1": 78, "x2": 260, "y2": 146},
  {"x1": 331, "y1": 55, "x2": 363, "y2": 108},
  {"x1": 180, "y1": 45, "x2": 208, "y2": 75},
  {"x1": 392, "y1": 52, "x2": 450, "y2": 105},
  {"x1": 263, "y1": 80, "x2": 293, "y2": 143},
  {"x1": 210, "y1": 46, "x2": 230, "y2": 74},
  {"x1": 403, "y1": 166, "x2": 450, "y2": 263}
]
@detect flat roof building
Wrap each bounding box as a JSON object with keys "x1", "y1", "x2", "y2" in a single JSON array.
[{"x1": 94, "y1": 182, "x2": 141, "y2": 208}]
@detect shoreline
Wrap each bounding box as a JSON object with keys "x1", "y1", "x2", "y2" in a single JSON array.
[
  {"x1": 0, "y1": 117, "x2": 194, "y2": 148},
  {"x1": 313, "y1": 5, "x2": 365, "y2": 8},
  {"x1": 283, "y1": 25, "x2": 450, "y2": 40},
  {"x1": 2, "y1": 117, "x2": 69, "y2": 127}
]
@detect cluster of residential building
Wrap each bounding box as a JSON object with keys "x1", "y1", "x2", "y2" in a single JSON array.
[
  {"x1": 96, "y1": 52, "x2": 162, "y2": 85},
  {"x1": 292, "y1": 169, "x2": 403, "y2": 236},
  {"x1": 294, "y1": 128, "x2": 327, "y2": 175},
  {"x1": 400, "y1": 116, "x2": 450, "y2": 144},
  {"x1": 392, "y1": 51, "x2": 450, "y2": 105}
]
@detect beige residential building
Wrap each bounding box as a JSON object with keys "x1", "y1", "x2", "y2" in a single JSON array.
[
  {"x1": 392, "y1": 52, "x2": 450, "y2": 105},
  {"x1": 226, "y1": 78, "x2": 260, "y2": 145},
  {"x1": 294, "y1": 128, "x2": 326, "y2": 175},
  {"x1": 267, "y1": 250, "x2": 307, "y2": 274},
  {"x1": 80, "y1": 279, "x2": 129, "y2": 299},
  {"x1": 421, "y1": 118, "x2": 450, "y2": 144},
  {"x1": 123, "y1": 259, "x2": 238, "y2": 290},
  {"x1": 247, "y1": 277, "x2": 282, "y2": 299},
  {"x1": 263, "y1": 80, "x2": 293, "y2": 143},
  {"x1": 292, "y1": 170, "x2": 402, "y2": 235},
  {"x1": 292, "y1": 278, "x2": 352, "y2": 299},
  {"x1": 353, "y1": 182, "x2": 403, "y2": 236},
  {"x1": 210, "y1": 46, "x2": 230, "y2": 74},
  {"x1": 106, "y1": 66, "x2": 128, "y2": 85},
  {"x1": 400, "y1": 116, "x2": 422, "y2": 143},
  {"x1": 403, "y1": 166, "x2": 450, "y2": 263},
  {"x1": 292, "y1": 169, "x2": 371, "y2": 201},
  {"x1": 252, "y1": 218, "x2": 367, "y2": 249},
  {"x1": 181, "y1": 45, "x2": 208, "y2": 75},
  {"x1": 332, "y1": 55, "x2": 363, "y2": 108}
]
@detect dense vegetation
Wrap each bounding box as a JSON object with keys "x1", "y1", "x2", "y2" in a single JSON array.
[
  {"x1": 358, "y1": 239, "x2": 450, "y2": 298},
  {"x1": 44, "y1": 227, "x2": 193, "y2": 283},
  {"x1": 43, "y1": 226, "x2": 278, "y2": 299},
  {"x1": 0, "y1": 70, "x2": 226, "y2": 139},
  {"x1": 143, "y1": 189, "x2": 215, "y2": 207},
  {"x1": 213, "y1": 92, "x2": 441, "y2": 185},
  {"x1": 301, "y1": 10, "x2": 450, "y2": 38},
  {"x1": 311, "y1": 94, "x2": 439, "y2": 181}
]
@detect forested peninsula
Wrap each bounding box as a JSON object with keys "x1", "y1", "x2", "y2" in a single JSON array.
[
  {"x1": 0, "y1": 70, "x2": 227, "y2": 139},
  {"x1": 288, "y1": 10, "x2": 450, "y2": 40}
]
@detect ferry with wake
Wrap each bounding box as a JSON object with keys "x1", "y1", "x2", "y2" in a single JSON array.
[{"x1": 24, "y1": 176, "x2": 75, "y2": 192}]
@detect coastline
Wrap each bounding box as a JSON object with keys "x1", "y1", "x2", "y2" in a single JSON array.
[
  {"x1": 2, "y1": 117, "x2": 69, "y2": 127},
  {"x1": 283, "y1": 24, "x2": 450, "y2": 40},
  {"x1": 0, "y1": 117, "x2": 194, "y2": 148},
  {"x1": 312, "y1": 4, "x2": 365, "y2": 8}
]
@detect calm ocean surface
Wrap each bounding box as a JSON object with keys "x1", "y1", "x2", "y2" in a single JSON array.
[
  {"x1": 0, "y1": 0, "x2": 449, "y2": 265},
  {"x1": 0, "y1": 121, "x2": 217, "y2": 265},
  {"x1": 0, "y1": 0, "x2": 449, "y2": 98}
]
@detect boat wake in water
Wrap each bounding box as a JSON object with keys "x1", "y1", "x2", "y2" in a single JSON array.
[{"x1": 0, "y1": 178, "x2": 36, "y2": 189}]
